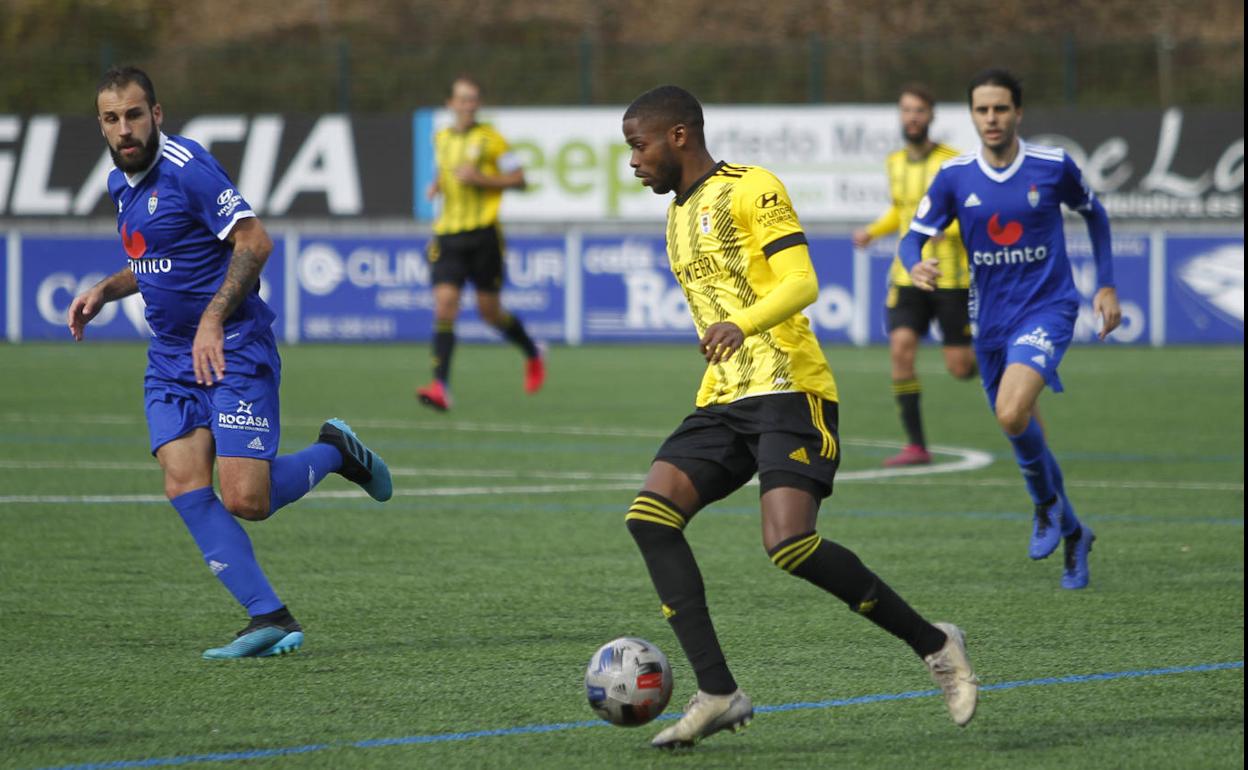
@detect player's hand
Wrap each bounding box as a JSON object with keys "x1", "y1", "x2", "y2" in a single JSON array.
[
  {"x1": 1093, "y1": 286, "x2": 1121, "y2": 340},
  {"x1": 67, "y1": 288, "x2": 105, "y2": 341},
  {"x1": 909, "y1": 258, "x2": 940, "y2": 291},
  {"x1": 700, "y1": 322, "x2": 745, "y2": 365},
  {"x1": 851, "y1": 228, "x2": 872, "y2": 248},
  {"x1": 425, "y1": 181, "x2": 440, "y2": 201},
  {"x1": 192, "y1": 316, "x2": 226, "y2": 385},
  {"x1": 454, "y1": 164, "x2": 484, "y2": 185}
]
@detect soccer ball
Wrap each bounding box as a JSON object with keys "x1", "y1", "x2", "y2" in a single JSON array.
[{"x1": 584, "y1": 637, "x2": 674, "y2": 726}]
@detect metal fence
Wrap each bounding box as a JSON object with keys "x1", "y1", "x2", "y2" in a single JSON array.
[{"x1": 4, "y1": 34, "x2": 1243, "y2": 113}]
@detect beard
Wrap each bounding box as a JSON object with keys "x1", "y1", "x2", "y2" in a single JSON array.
[
  {"x1": 109, "y1": 129, "x2": 160, "y2": 174},
  {"x1": 647, "y1": 155, "x2": 684, "y2": 195},
  {"x1": 903, "y1": 124, "x2": 929, "y2": 145}
]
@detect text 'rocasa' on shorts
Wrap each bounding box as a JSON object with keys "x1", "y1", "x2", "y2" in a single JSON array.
[{"x1": 143, "y1": 329, "x2": 283, "y2": 460}]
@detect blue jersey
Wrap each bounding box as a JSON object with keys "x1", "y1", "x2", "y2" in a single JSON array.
[
  {"x1": 901, "y1": 140, "x2": 1113, "y2": 349},
  {"x1": 107, "y1": 133, "x2": 274, "y2": 354}
]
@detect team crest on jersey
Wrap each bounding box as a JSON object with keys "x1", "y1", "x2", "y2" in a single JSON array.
[
  {"x1": 1027, "y1": 185, "x2": 1040, "y2": 208},
  {"x1": 147, "y1": 189, "x2": 159, "y2": 215},
  {"x1": 699, "y1": 207, "x2": 712, "y2": 234}
]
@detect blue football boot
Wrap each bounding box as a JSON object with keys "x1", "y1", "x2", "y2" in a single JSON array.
[
  {"x1": 1061, "y1": 525, "x2": 1096, "y2": 590},
  {"x1": 203, "y1": 613, "x2": 304, "y2": 659},
  {"x1": 318, "y1": 418, "x2": 393, "y2": 502},
  {"x1": 1029, "y1": 497, "x2": 1063, "y2": 560}
]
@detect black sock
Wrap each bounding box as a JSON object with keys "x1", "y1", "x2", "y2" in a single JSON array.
[
  {"x1": 626, "y1": 493, "x2": 737, "y2": 695},
  {"x1": 432, "y1": 320, "x2": 455, "y2": 383},
  {"x1": 495, "y1": 312, "x2": 538, "y2": 359},
  {"x1": 769, "y1": 532, "x2": 946, "y2": 658},
  {"x1": 892, "y1": 379, "x2": 925, "y2": 447}
]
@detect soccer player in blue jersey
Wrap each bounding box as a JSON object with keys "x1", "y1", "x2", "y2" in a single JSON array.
[
  {"x1": 899, "y1": 69, "x2": 1120, "y2": 589},
  {"x1": 68, "y1": 66, "x2": 395, "y2": 658}
]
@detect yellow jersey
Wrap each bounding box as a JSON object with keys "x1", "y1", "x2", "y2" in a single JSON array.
[
  {"x1": 433, "y1": 123, "x2": 511, "y2": 235},
  {"x1": 866, "y1": 143, "x2": 970, "y2": 290},
  {"x1": 666, "y1": 162, "x2": 838, "y2": 407}
]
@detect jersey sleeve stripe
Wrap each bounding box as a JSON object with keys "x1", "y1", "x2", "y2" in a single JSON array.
[
  {"x1": 164, "y1": 140, "x2": 194, "y2": 162},
  {"x1": 215, "y1": 209, "x2": 257, "y2": 241},
  {"x1": 908, "y1": 221, "x2": 940, "y2": 237},
  {"x1": 762, "y1": 232, "x2": 808, "y2": 258},
  {"x1": 160, "y1": 150, "x2": 186, "y2": 168}
]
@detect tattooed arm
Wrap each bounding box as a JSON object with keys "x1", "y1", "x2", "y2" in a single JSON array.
[{"x1": 192, "y1": 217, "x2": 273, "y2": 385}]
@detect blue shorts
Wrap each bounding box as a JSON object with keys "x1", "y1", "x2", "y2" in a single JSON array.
[
  {"x1": 976, "y1": 310, "x2": 1074, "y2": 408},
  {"x1": 143, "y1": 330, "x2": 282, "y2": 460}
]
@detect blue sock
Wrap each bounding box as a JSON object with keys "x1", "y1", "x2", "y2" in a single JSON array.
[
  {"x1": 269, "y1": 442, "x2": 342, "y2": 514},
  {"x1": 171, "y1": 487, "x2": 283, "y2": 617},
  {"x1": 1044, "y1": 447, "x2": 1082, "y2": 535},
  {"x1": 1007, "y1": 418, "x2": 1057, "y2": 506}
]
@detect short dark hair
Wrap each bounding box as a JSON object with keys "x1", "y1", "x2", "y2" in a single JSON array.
[
  {"x1": 899, "y1": 82, "x2": 934, "y2": 107},
  {"x1": 96, "y1": 65, "x2": 157, "y2": 109},
  {"x1": 967, "y1": 68, "x2": 1022, "y2": 108},
  {"x1": 623, "y1": 85, "x2": 704, "y2": 140}
]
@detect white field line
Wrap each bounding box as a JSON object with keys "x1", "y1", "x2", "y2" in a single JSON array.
[{"x1": 1, "y1": 446, "x2": 1241, "y2": 505}]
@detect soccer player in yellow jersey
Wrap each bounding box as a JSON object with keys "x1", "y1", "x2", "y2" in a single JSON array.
[
  {"x1": 853, "y1": 84, "x2": 977, "y2": 467},
  {"x1": 416, "y1": 76, "x2": 545, "y2": 411},
  {"x1": 620, "y1": 85, "x2": 977, "y2": 749}
]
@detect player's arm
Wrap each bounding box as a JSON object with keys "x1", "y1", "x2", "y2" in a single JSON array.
[
  {"x1": 898, "y1": 170, "x2": 955, "y2": 291},
  {"x1": 853, "y1": 204, "x2": 900, "y2": 247},
  {"x1": 703, "y1": 243, "x2": 817, "y2": 365},
  {"x1": 67, "y1": 267, "x2": 139, "y2": 341},
  {"x1": 455, "y1": 131, "x2": 526, "y2": 190},
  {"x1": 193, "y1": 217, "x2": 272, "y2": 385},
  {"x1": 1060, "y1": 154, "x2": 1119, "y2": 339},
  {"x1": 702, "y1": 172, "x2": 816, "y2": 364}
]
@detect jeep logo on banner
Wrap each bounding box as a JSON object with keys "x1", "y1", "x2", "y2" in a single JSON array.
[{"x1": 0, "y1": 114, "x2": 412, "y2": 217}]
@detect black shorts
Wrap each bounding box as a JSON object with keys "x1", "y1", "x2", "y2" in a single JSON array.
[
  {"x1": 886, "y1": 285, "x2": 972, "y2": 346},
  {"x1": 428, "y1": 226, "x2": 506, "y2": 291},
  {"x1": 654, "y1": 392, "x2": 841, "y2": 506}
]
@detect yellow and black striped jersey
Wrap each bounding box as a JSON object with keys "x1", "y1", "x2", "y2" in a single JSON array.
[
  {"x1": 866, "y1": 143, "x2": 970, "y2": 289},
  {"x1": 666, "y1": 162, "x2": 838, "y2": 407},
  {"x1": 433, "y1": 123, "x2": 511, "y2": 235}
]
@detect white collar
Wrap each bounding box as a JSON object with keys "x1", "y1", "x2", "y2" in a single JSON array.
[
  {"x1": 976, "y1": 137, "x2": 1027, "y2": 183},
  {"x1": 123, "y1": 132, "x2": 167, "y2": 188}
]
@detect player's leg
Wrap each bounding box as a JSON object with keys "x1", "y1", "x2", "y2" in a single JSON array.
[
  {"x1": 418, "y1": 235, "x2": 463, "y2": 410},
  {"x1": 757, "y1": 395, "x2": 977, "y2": 726},
  {"x1": 628, "y1": 413, "x2": 755, "y2": 747},
  {"x1": 157, "y1": 430, "x2": 299, "y2": 658},
  {"x1": 1031, "y1": 409, "x2": 1095, "y2": 589},
  {"x1": 213, "y1": 345, "x2": 390, "y2": 514},
  {"x1": 935, "y1": 288, "x2": 977, "y2": 381},
  {"x1": 993, "y1": 363, "x2": 1065, "y2": 558},
  {"x1": 472, "y1": 227, "x2": 545, "y2": 394},
  {"x1": 884, "y1": 286, "x2": 932, "y2": 466}
]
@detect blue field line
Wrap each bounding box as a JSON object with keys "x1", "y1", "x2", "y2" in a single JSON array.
[{"x1": 30, "y1": 660, "x2": 1243, "y2": 770}]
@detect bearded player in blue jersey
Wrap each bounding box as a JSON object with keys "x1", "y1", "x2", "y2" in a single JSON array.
[
  {"x1": 68, "y1": 66, "x2": 394, "y2": 658},
  {"x1": 899, "y1": 69, "x2": 1120, "y2": 590}
]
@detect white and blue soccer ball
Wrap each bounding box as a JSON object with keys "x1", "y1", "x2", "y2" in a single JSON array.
[{"x1": 584, "y1": 636, "x2": 674, "y2": 727}]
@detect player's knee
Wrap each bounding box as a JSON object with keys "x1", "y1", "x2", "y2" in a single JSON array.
[
  {"x1": 220, "y1": 491, "x2": 271, "y2": 521},
  {"x1": 479, "y1": 306, "x2": 506, "y2": 327},
  {"x1": 947, "y1": 358, "x2": 977, "y2": 380},
  {"x1": 766, "y1": 530, "x2": 821, "y2": 573},
  {"x1": 996, "y1": 404, "x2": 1029, "y2": 436},
  {"x1": 625, "y1": 492, "x2": 688, "y2": 545}
]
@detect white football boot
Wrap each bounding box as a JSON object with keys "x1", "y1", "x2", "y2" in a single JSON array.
[
  {"x1": 650, "y1": 689, "x2": 753, "y2": 749},
  {"x1": 923, "y1": 622, "x2": 979, "y2": 726}
]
